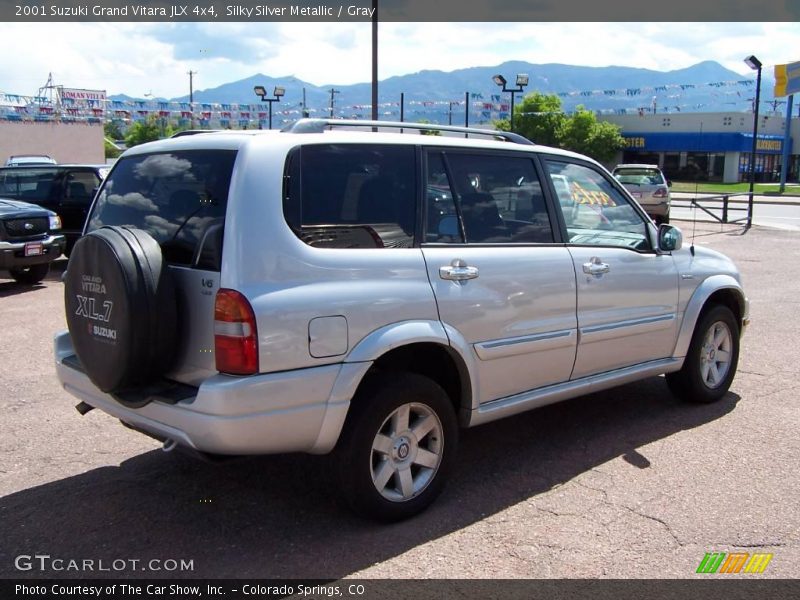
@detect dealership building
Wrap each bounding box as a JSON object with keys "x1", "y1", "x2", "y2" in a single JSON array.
[{"x1": 600, "y1": 112, "x2": 799, "y2": 183}]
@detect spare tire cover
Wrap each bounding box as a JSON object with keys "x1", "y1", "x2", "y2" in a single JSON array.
[{"x1": 65, "y1": 226, "x2": 177, "y2": 395}]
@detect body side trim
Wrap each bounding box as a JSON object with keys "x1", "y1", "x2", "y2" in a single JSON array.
[{"x1": 475, "y1": 329, "x2": 576, "y2": 360}]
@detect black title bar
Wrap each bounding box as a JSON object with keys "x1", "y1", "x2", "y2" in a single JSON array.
[{"x1": 1, "y1": 0, "x2": 798, "y2": 22}]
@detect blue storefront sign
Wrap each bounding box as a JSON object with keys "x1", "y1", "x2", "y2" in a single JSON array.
[{"x1": 622, "y1": 132, "x2": 788, "y2": 154}]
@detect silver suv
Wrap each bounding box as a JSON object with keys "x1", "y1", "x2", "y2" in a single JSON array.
[{"x1": 55, "y1": 120, "x2": 748, "y2": 520}]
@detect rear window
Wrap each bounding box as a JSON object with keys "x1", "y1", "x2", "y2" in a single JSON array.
[
  {"x1": 0, "y1": 168, "x2": 59, "y2": 200},
  {"x1": 87, "y1": 150, "x2": 236, "y2": 270},
  {"x1": 613, "y1": 168, "x2": 665, "y2": 185},
  {"x1": 284, "y1": 144, "x2": 416, "y2": 249}
]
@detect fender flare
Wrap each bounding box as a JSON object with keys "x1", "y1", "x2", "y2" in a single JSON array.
[
  {"x1": 309, "y1": 320, "x2": 479, "y2": 453},
  {"x1": 672, "y1": 274, "x2": 747, "y2": 359}
]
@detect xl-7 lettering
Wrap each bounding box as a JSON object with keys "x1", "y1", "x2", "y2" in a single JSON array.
[{"x1": 74, "y1": 295, "x2": 113, "y2": 322}]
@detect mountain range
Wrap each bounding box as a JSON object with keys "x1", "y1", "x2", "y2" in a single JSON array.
[{"x1": 111, "y1": 60, "x2": 776, "y2": 120}]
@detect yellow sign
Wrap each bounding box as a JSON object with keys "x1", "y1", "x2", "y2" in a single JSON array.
[
  {"x1": 774, "y1": 61, "x2": 800, "y2": 97},
  {"x1": 756, "y1": 139, "x2": 782, "y2": 152},
  {"x1": 624, "y1": 137, "x2": 646, "y2": 149}
]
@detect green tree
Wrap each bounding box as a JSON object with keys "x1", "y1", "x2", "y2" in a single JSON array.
[
  {"x1": 417, "y1": 118, "x2": 441, "y2": 136},
  {"x1": 104, "y1": 138, "x2": 122, "y2": 159},
  {"x1": 497, "y1": 92, "x2": 565, "y2": 147},
  {"x1": 558, "y1": 106, "x2": 625, "y2": 163},
  {"x1": 124, "y1": 115, "x2": 164, "y2": 147},
  {"x1": 495, "y1": 92, "x2": 624, "y2": 163},
  {"x1": 104, "y1": 119, "x2": 124, "y2": 141}
]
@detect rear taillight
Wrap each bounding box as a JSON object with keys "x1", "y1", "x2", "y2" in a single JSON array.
[
  {"x1": 653, "y1": 187, "x2": 668, "y2": 198},
  {"x1": 214, "y1": 289, "x2": 258, "y2": 375}
]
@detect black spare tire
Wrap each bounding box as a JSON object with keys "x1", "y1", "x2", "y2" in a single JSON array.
[{"x1": 64, "y1": 226, "x2": 177, "y2": 395}]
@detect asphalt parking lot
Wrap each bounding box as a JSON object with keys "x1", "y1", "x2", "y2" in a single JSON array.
[{"x1": 1, "y1": 221, "x2": 798, "y2": 581}]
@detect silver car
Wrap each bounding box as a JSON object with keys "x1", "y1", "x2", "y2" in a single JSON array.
[
  {"x1": 55, "y1": 120, "x2": 748, "y2": 521},
  {"x1": 612, "y1": 163, "x2": 672, "y2": 224}
]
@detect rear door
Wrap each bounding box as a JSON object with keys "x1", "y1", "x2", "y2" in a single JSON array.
[
  {"x1": 421, "y1": 149, "x2": 578, "y2": 404},
  {"x1": 544, "y1": 159, "x2": 679, "y2": 379},
  {"x1": 85, "y1": 150, "x2": 237, "y2": 385}
]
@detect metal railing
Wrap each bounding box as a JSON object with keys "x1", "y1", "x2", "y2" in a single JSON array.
[{"x1": 671, "y1": 193, "x2": 752, "y2": 227}]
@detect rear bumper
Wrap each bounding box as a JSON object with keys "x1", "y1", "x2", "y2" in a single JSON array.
[
  {"x1": 640, "y1": 201, "x2": 670, "y2": 218},
  {"x1": 54, "y1": 330, "x2": 368, "y2": 455},
  {"x1": 0, "y1": 234, "x2": 65, "y2": 268}
]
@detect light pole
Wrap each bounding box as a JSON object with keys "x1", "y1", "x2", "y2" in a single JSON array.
[
  {"x1": 448, "y1": 101, "x2": 459, "y2": 125},
  {"x1": 744, "y1": 55, "x2": 762, "y2": 230},
  {"x1": 254, "y1": 85, "x2": 285, "y2": 130},
  {"x1": 492, "y1": 73, "x2": 528, "y2": 132}
]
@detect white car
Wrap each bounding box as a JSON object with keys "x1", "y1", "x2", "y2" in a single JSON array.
[
  {"x1": 612, "y1": 163, "x2": 672, "y2": 224},
  {"x1": 5, "y1": 154, "x2": 57, "y2": 167}
]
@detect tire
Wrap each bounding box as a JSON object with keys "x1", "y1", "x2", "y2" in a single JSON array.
[
  {"x1": 9, "y1": 263, "x2": 49, "y2": 284},
  {"x1": 64, "y1": 226, "x2": 177, "y2": 397},
  {"x1": 335, "y1": 372, "x2": 458, "y2": 521},
  {"x1": 666, "y1": 304, "x2": 740, "y2": 403}
]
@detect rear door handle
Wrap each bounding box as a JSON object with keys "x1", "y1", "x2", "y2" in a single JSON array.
[
  {"x1": 440, "y1": 259, "x2": 479, "y2": 281},
  {"x1": 582, "y1": 257, "x2": 610, "y2": 276}
]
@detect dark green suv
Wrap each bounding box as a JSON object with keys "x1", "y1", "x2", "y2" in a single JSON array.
[{"x1": 0, "y1": 164, "x2": 108, "y2": 255}]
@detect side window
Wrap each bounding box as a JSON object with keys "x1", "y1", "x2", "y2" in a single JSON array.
[
  {"x1": 425, "y1": 152, "x2": 554, "y2": 244},
  {"x1": 424, "y1": 152, "x2": 461, "y2": 243},
  {"x1": 285, "y1": 144, "x2": 416, "y2": 249},
  {"x1": 64, "y1": 171, "x2": 100, "y2": 205},
  {"x1": 0, "y1": 168, "x2": 55, "y2": 200},
  {"x1": 545, "y1": 160, "x2": 650, "y2": 250}
]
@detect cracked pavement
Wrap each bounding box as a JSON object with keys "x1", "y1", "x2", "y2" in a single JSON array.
[{"x1": 1, "y1": 221, "x2": 798, "y2": 579}]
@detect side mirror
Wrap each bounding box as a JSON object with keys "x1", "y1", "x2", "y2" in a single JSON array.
[
  {"x1": 667, "y1": 180, "x2": 673, "y2": 187},
  {"x1": 658, "y1": 224, "x2": 682, "y2": 252}
]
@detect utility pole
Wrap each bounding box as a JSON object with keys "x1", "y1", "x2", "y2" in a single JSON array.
[
  {"x1": 329, "y1": 88, "x2": 340, "y2": 118},
  {"x1": 187, "y1": 70, "x2": 197, "y2": 128},
  {"x1": 371, "y1": 0, "x2": 378, "y2": 122}
]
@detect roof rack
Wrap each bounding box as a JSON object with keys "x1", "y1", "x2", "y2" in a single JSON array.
[
  {"x1": 281, "y1": 119, "x2": 534, "y2": 145},
  {"x1": 170, "y1": 129, "x2": 223, "y2": 138}
]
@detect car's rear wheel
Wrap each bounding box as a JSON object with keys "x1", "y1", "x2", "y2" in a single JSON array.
[
  {"x1": 666, "y1": 304, "x2": 739, "y2": 403},
  {"x1": 335, "y1": 372, "x2": 458, "y2": 521},
  {"x1": 9, "y1": 263, "x2": 49, "y2": 285}
]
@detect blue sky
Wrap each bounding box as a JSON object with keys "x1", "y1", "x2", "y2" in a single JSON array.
[{"x1": 0, "y1": 22, "x2": 797, "y2": 98}]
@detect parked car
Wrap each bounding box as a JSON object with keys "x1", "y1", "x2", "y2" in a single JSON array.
[
  {"x1": 0, "y1": 198, "x2": 65, "y2": 284},
  {"x1": 5, "y1": 154, "x2": 57, "y2": 167},
  {"x1": 55, "y1": 121, "x2": 748, "y2": 521},
  {"x1": 0, "y1": 164, "x2": 108, "y2": 254},
  {"x1": 612, "y1": 164, "x2": 672, "y2": 224}
]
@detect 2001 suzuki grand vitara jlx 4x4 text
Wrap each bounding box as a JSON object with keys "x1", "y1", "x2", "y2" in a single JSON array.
[{"x1": 55, "y1": 120, "x2": 748, "y2": 520}]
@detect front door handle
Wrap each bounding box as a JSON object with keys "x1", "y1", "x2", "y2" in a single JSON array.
[
  {"x1": 440, "y1": 258, "x2": 479, "y2": 281},
  {"x1": 582, "y1": 257, "x2": 610, "y2": 276}
]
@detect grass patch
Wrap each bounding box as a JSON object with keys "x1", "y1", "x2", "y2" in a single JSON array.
[{"x1": 671, "y1": 181, "x2": 800, "y2": 196}]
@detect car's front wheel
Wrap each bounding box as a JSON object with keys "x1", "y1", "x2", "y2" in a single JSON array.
[
  {"x1": 335, "y1": 372, "x2": 458, "y2": 521},
  {"x1": 9, "y1": 263, "x2": 49, "y2": 285},
  {"x1": 666, "y1": 304, "x2": 740, "y2": 403}
]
